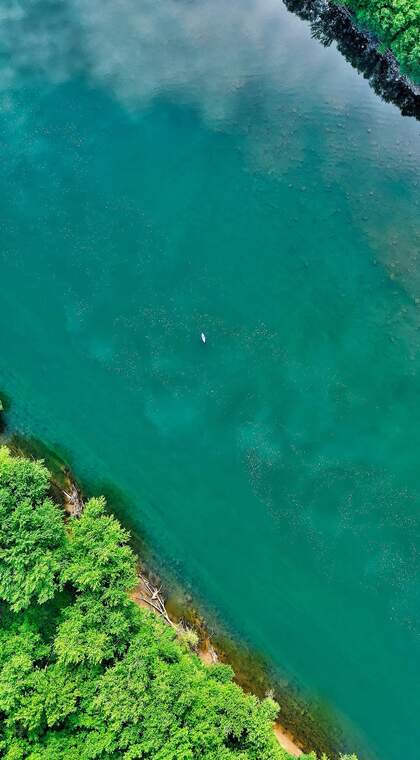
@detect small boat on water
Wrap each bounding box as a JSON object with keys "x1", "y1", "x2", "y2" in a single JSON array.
[{"x1": 201, "y1": 332, "x2": 206, "y2": 344}]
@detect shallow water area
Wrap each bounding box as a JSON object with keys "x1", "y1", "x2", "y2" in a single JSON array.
[{"x1": 1, "y1": 1, "x2": 420, "y2": 758}]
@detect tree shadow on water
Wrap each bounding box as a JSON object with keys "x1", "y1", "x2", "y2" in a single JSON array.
[{"x1": 284, "y1": 0, "x2": 420, "y2": 118}]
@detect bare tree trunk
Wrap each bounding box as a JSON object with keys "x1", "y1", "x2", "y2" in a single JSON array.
[
  {"x1": 62, "y1": 482, "x2": 84, "y2": 517},
  {"x1": 137, "y1": 571, "x2": 177, "y2": 629}
]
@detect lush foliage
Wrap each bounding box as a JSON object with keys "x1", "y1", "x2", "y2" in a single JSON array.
[
  {"x1": 342, "y1": 0, "x2": 420, "y2": 81},
  {"x1": 0, "y1": 448, "x2": 66, "y2": 612},
  {"x1": 0, "y1": 447, "x2": 358, "y2": 759},
  {"x1": 0, "y1": 447, "x2": 297, "y2": 760}
]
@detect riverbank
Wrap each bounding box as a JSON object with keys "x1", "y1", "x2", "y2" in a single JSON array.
[
  {"x1": 131, "y1": 568, "x2": 304, "y2": 757},
  {"x1": 340, "y1": 0, "x2": 420, "y2": 84},
  {"x1": 0, "y1": 399, "x2": 353, "y2": 759},
  {"x1": 0, "y1": 443, "x2": 296, "y2": 759},
  {"x1": 285, "y1": 0, "x2": 420, "y2": 118},
  {"x1": 60, "y1": 475, "x2": 307, "y2": 759}
]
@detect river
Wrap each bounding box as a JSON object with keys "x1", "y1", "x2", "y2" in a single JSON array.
[{"x1": 1, "y1": 1, "x2": 419, "y2": 758}]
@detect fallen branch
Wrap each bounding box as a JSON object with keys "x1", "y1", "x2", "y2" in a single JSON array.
[
  {"x1": 62, "y1": 482, "x2": 84, "y2": 517},
  {"x1": 137, "y1": 571, "x2": 177, "y2": 628}
]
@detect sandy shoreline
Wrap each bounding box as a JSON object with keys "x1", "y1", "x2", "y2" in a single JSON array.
[{"x1": 274, "y1": 724, "x2": 303, "y2": 757}]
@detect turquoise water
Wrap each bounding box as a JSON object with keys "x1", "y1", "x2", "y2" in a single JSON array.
[{"x1": 1, "y1": 1, "x2": 420, "y2": 757}]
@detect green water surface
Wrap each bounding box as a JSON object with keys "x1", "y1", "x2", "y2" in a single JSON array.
[{"x1": 1, "y1": 1, "x2": 420, "y2": 757}]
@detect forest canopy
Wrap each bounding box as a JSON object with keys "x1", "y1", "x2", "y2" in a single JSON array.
[
  {"x1": 342, "y1": 0, "x2": 420, "y2": 81},
  {"x1": 0, "y1": 447, "x2": 357, "y2": 760}
]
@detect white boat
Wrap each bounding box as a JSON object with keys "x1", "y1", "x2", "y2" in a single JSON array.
[{"x1": 201, "y1": 332, "x2": 206, "y2": 343}]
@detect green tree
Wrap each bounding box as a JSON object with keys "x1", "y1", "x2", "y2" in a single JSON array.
[
  {"x1": 89, "y1": 618, "x2": 284, "y2": 759},
  {"x1": 0, "y1": 448, "x2": 65, "y2": 612},
  {"x1": 61, "y1": 496, "x2": 137, "y2": 604},
  {"x1": 342, "y1": 0, "x2": 420, "y2": 81}
]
